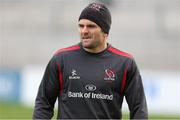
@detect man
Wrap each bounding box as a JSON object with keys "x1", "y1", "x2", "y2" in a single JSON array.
[{"x1": 33, "y1": 3, "x2": 148, "y2": 119}]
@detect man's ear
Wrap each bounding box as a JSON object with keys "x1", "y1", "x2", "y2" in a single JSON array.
[{"x1": 104, "y1": 33, "x2": 108, "y2": 38}]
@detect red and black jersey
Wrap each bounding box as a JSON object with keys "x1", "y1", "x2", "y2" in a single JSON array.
[{"x1": 33, "y1": 43, "x2": 148, "y2": 119}]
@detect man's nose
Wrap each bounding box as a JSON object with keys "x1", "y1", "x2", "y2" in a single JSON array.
[{"x1": 82, "y1": 27, "x2": 88, "y2": 34}]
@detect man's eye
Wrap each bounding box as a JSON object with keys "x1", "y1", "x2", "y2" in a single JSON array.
[
  {"x1": 88, "y1": 25, "x2": 96, "y2": 28},
  {"x1": 78, "y1": 24, "x2": 84, "y2": 28}
]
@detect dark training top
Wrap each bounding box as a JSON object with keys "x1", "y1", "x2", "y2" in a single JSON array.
[{"x1": 33, "y1": 43, "x2": 148, "y2": 119}]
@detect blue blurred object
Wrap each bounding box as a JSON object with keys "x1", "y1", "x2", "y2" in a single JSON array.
[
  {"x1": 143, "y1": 77, "x2": 158, "y2": 100},
  {"x1": 0, "y1": 69, "x2": 21, "y2": 102}
]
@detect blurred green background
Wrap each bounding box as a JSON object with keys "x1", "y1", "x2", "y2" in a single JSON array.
[{"x1": 1, "y1": 102, "x2": 180, "y2": 119}]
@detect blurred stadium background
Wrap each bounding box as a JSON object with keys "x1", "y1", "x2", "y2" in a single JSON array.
[{"x1": 0, "y1": 0, "x2": 180, "y2": 119}]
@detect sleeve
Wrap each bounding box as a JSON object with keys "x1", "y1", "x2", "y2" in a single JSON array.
[
  {"x1": 124, "y1": 59, "x2": 148, "y2": 119},
  {"x1": 33, "y1": 56, "x2": 60, "y2": 119}
]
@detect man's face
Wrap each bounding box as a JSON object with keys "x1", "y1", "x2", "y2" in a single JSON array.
[{"x1": 78, "y1": 19, "x2": 107, "y2": 49}]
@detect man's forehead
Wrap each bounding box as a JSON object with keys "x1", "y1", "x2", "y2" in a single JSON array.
[{"x1": 78, "y1": 19, "x2": 98, "y2": 26}]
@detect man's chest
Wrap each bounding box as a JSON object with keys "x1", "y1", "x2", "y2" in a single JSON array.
[{"x1": 61, "y1": 57, "x2": 127, "y2": 95}]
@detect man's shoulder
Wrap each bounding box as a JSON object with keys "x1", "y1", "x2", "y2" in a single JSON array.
[
  {"x1": 54, "y1": 44, "x2": 81, "y2": 56},
  {"x1": 107, "y1": 45, "x2": 133, "y2": 59}
]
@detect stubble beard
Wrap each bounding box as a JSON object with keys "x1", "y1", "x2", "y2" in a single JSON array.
[{"x1": 81, "y1": 39, "x2": 99, "y2": 49}]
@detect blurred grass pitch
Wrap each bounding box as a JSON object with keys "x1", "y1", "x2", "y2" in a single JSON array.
[{"x1": 0, "y1": 102, "x2": 180, "y2": 119}]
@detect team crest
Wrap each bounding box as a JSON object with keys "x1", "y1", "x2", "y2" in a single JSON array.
[{"x1": 104, "y1": 69, "x2": 115, "y2": 81}]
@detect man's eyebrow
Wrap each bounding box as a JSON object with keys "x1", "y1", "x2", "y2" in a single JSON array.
[
  {"x1": 78, "y1": 23, "x2": 97, "y2": 27},
  {"x1": 78, "y1": 24, "x2": 84, "y2": 27},
  {"x1": 87, "y1": 24, "x2": 97, "y2": 27}
]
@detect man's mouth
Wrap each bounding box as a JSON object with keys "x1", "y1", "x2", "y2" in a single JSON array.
[{"x1": 82, "y1": 37, "x2": 91, "y2": 40}]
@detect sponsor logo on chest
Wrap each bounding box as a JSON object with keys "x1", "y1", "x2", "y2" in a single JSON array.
[
  {"x1": 69, "y1": 69, "x2": 80, "y2": 80},
  {"x1": 68, "y1": 84, "x2": 113, "y2": 100}
]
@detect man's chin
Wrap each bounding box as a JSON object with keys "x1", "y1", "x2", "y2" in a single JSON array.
[
  {"x1": 82, "y1": 44, "x2": 90, "y2": 48},
  {"x1": 82, "y1": 43, "x2": 93, "y2": 49}
]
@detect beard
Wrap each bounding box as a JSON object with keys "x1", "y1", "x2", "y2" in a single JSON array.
[{"x1": 81, "y1": 38, "x2": 99, "y2": 49}]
